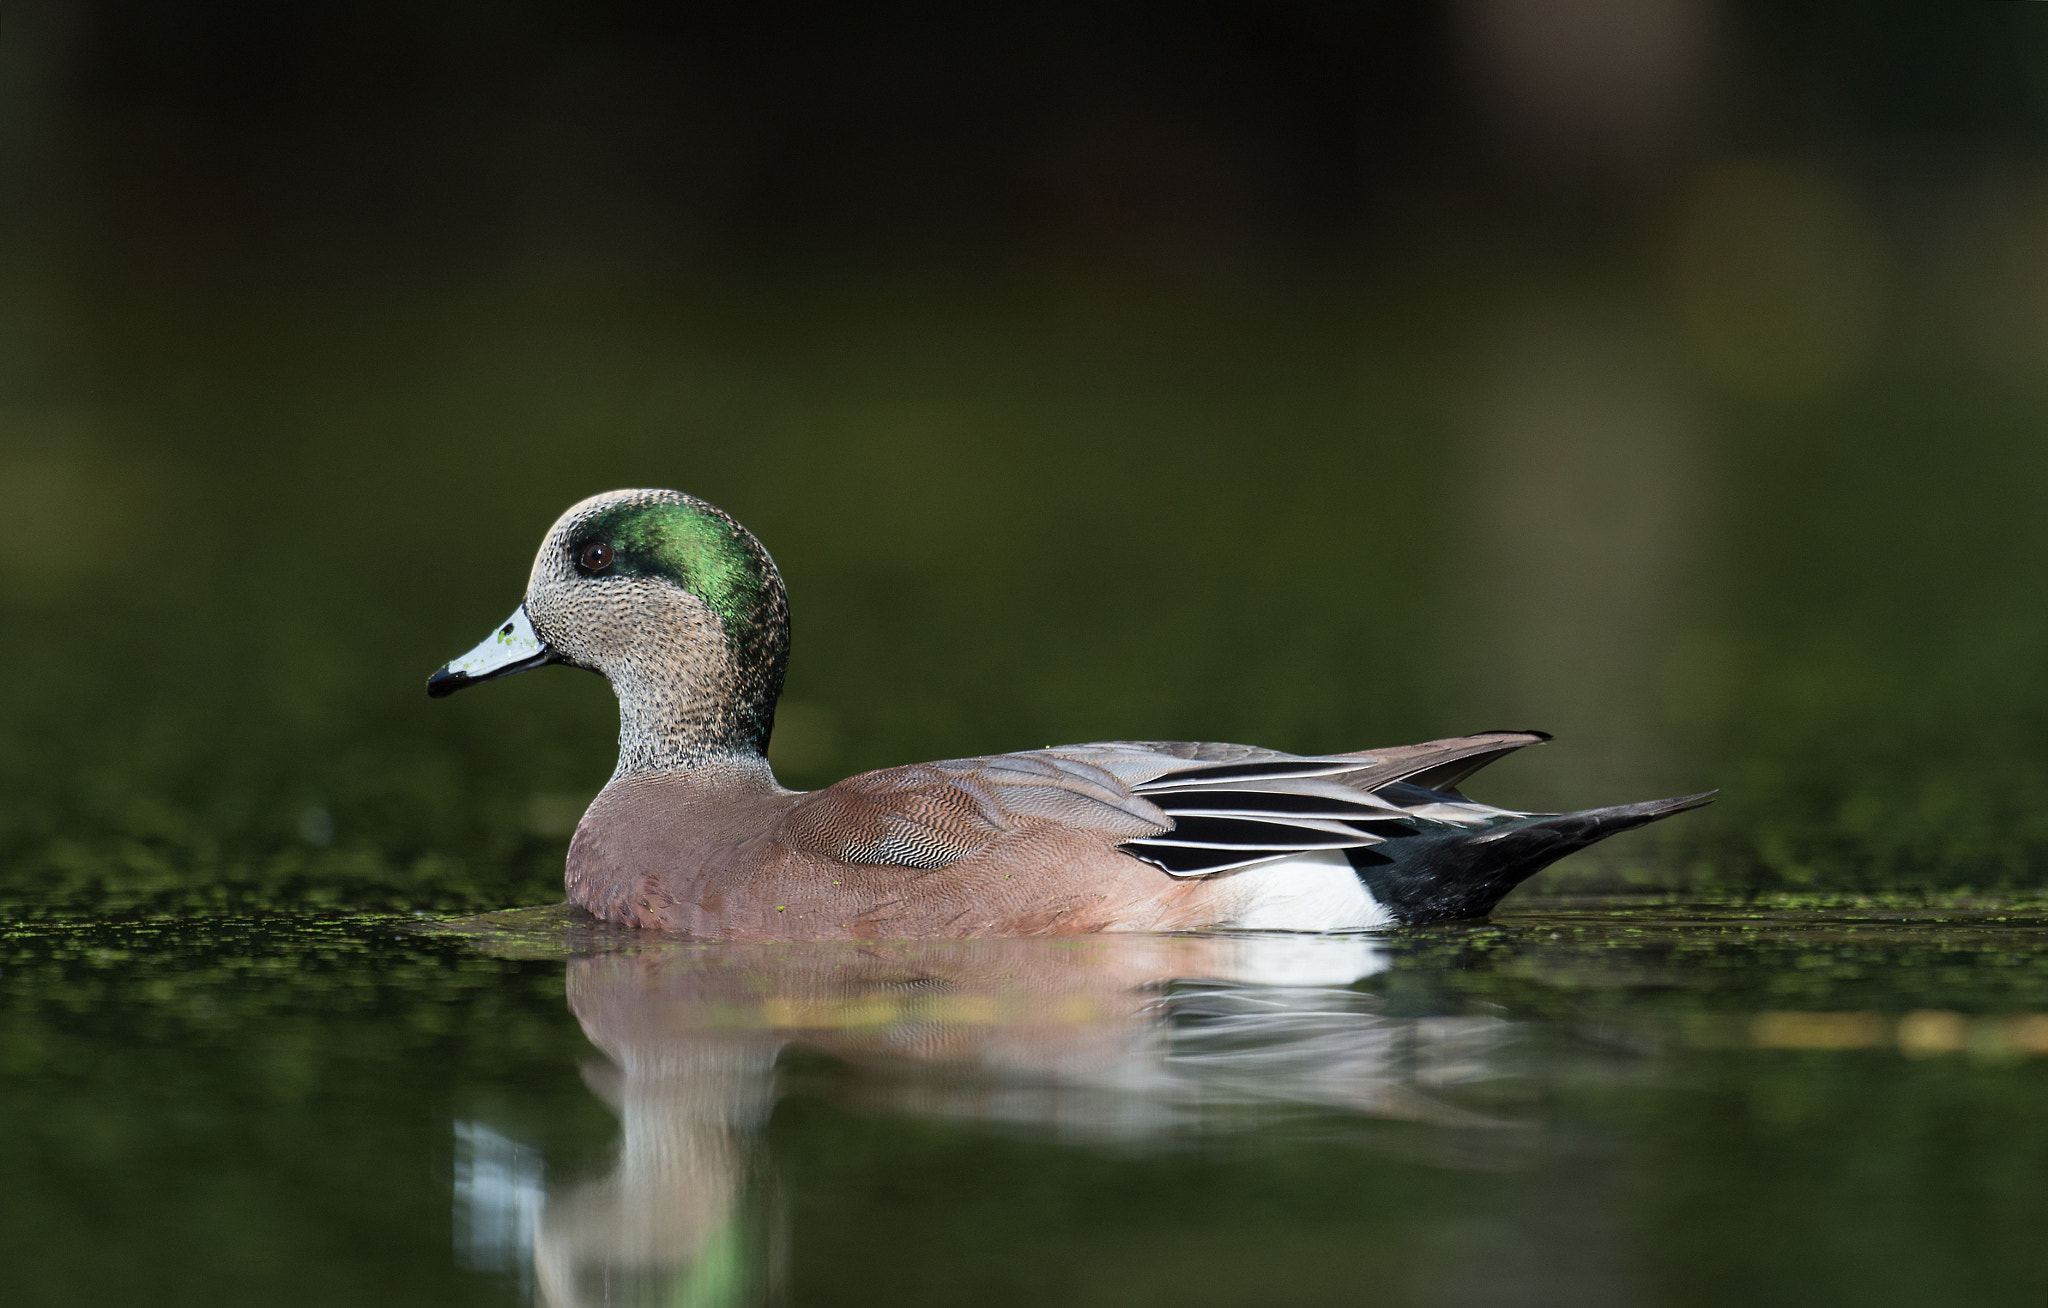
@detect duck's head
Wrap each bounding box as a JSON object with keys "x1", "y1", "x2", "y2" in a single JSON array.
[{"x1": 427, "y1": 489, "x2": 790, "y2": 772}]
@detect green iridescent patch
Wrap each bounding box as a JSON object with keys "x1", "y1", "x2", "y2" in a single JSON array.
[
  {"x1": 574, "y1": 493, "x2": 790, "y2": 756},
  {"x1": 584, "y1": 498, "x2": 774, "y2": 629}
]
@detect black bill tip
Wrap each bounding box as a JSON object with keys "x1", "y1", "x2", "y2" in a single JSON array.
[{"x1": 426, "y1": 650, "x2": 556, "y2": 699}]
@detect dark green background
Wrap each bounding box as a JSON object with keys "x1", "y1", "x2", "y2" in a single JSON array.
[{"x1": 6, "y1": 2, "x2": 2048, "y2": 907}]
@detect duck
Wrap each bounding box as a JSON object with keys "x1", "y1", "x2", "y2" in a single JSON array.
[{"x1": 427, "y1": 489, "x2": 1711, "y2": 939}]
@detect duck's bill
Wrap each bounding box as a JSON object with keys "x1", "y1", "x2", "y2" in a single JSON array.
[{"x1": 426, "y1": 605, "x2": 557, "y2": 698}]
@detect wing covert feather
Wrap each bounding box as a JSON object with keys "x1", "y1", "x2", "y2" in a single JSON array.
[{"x1": 776, "y1": 753, "x2": 1170, "y2": 870}]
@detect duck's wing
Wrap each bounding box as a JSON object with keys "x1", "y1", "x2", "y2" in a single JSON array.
[
  {"x1": 1040, "y1": 732, "x2": 1552, "y2": 878},
  {"x1": 1042, "y1": 731, "x2": 1548, "y2": 792},
  {"x1": 776, "y1": 753, "x2": 1171, "y2": 870},
  {"x1": 777, "y1": 732, "x2": 1554, "y2": 879}
]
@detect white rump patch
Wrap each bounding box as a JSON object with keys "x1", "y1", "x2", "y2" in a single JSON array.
[{"x1": 1218, "y1": 848, "x2": 1395, "y2": 932}]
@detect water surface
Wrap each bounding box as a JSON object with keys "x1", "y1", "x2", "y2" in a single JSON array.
[{"x1": 4, "y1": 899, "x2": 2042, "y2": 1306}]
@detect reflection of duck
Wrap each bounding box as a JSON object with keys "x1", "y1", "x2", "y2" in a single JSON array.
[
  {"x1": 518, "y1": 934, "x2": 1524, "y2": 1305},
  {"x1": 534, "y1": 1038, "x2": 780, "y2": 1308},
  {"x1": 427, "y1": 489, "x2": 1712, "y2": 939}
]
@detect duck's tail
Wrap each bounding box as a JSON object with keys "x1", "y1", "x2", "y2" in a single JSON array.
[{"x1": 1347, "y1": 791, "x2": 1717, "y2": 926}]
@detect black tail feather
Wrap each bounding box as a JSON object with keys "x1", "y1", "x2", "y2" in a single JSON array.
[{"x1": 1346, "y1": 791, "x2": 1716, "y2": 926}]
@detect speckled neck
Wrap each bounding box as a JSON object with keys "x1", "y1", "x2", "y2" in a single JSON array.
[{"x1": 608, "y1": 659, "x2": 785, "y2": 782}]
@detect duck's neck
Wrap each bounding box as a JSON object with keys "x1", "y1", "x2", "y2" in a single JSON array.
[{"x1": 608, "y1": 661, "x2": 784, "y2": 780}]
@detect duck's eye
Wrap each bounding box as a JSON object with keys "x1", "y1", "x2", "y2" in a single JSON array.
[{"x1": 578, "y1": 541, "x2": 615, "y2": 573}]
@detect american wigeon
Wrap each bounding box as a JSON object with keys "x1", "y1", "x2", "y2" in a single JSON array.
[{"x1": 428, "y1": 489, "x2": 1710, "y2": 938}]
